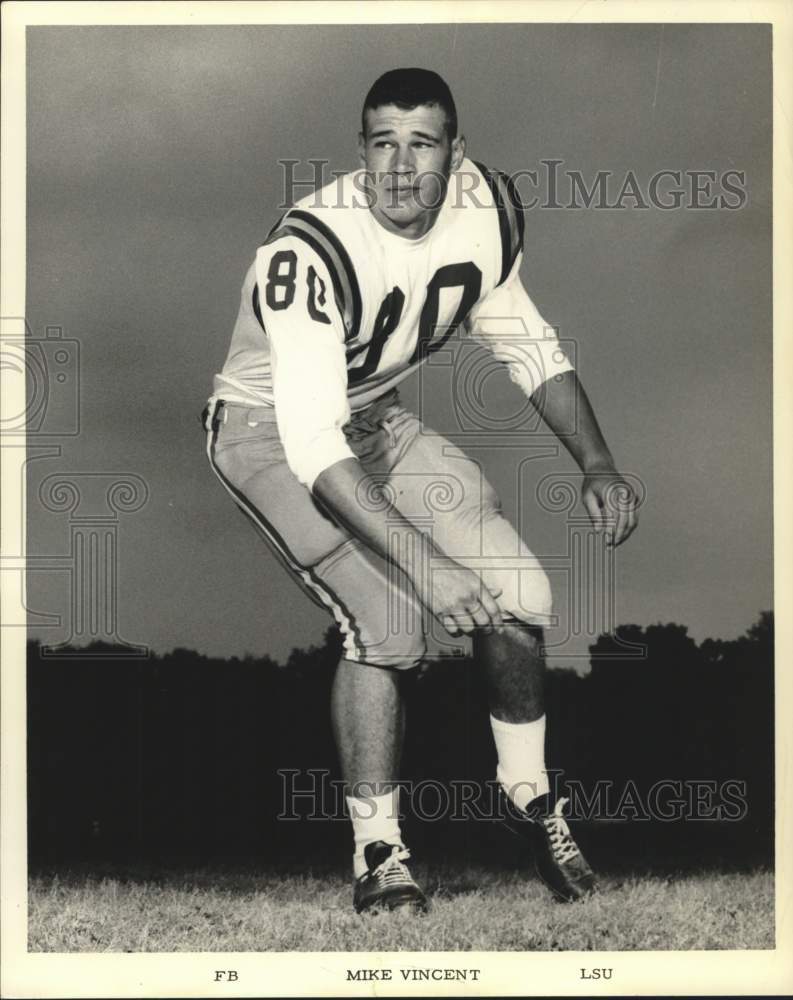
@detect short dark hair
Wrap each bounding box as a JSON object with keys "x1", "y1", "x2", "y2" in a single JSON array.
[{"x1": 362, "y1": 68, "x2": 458, "y2": 140}]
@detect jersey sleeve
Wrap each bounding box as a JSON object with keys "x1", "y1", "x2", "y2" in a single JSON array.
[
  {"x1": 465, "y1": 254, "x2": 575, "y2": 398},
  {"x1": 255, "y1": 236, "x2": 356, "y2": 490}
]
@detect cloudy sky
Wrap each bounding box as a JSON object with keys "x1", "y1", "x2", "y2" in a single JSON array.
[{"x1": 24, "y1": 22, "x2": 771, "y2": 666}]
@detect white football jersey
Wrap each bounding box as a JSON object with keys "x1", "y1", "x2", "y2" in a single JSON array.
[{"x1": 212, "y1": 158, "x2": 573, "y2": 488}]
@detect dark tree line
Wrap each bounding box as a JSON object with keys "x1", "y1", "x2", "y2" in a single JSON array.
[{"x1": 27, "y1": 613, "x2": 773, "y2": 871}]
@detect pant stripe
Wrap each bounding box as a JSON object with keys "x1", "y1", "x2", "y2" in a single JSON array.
[{"x1": 205, "y1": 419, "x2": 366, "y2": 662}]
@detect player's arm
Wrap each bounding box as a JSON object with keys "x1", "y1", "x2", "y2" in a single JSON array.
[
  {"x1": 467, "y1": 262, "x2": 639, "y2": 546},
  {"x1": 531, "y1": 370, "x2": 638, "y2": 547},
  {"x1": 259, "y1": 240, "x2": 501, "y2": 635}
]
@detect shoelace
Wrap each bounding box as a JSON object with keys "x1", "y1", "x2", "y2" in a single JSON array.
[
  {"x1": 542, "y1": 797, "x2": 580, "y2": 865},
  {"x1": 370, "y1": 846, "x2": 415, "y2": 888}
]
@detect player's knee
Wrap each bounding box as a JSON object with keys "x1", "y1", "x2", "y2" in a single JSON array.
[
  {"x1": 341, "y1": 628, "x2": 426, "y2": 671},
  {"x1": 487, "y1": 563, "x2": 554, "y2": 626}
]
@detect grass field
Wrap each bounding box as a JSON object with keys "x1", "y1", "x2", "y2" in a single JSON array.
[{"x1": 28, "y1": 863, "x2": 773, "y2": 952}]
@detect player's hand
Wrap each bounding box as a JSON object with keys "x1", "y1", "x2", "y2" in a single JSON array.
[
  {"x1": 581, "y1": 469, "x2": 639, "y2": 547},
  {"x1": 414, "y1": 558, "x2": 503, "y2": 636}
]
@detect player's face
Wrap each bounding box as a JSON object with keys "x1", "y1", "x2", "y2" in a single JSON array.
[{"x1": 359, "y1": 103, "x2": 465, "y2": 237}]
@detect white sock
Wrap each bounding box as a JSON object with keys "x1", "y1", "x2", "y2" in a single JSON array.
[
  {"x1": 490, "y1": 713, "x2": 550, "y2": 810},
  {"x1": 346, "y1": 787, "x2": 403, "y2": 878}
]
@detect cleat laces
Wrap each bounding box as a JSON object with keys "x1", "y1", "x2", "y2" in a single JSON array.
[
  {"x1": 541, "y1": 797, "x2": 580, "y2": 865},
  {"x1": 370, "y1": 846, "x2": 414, "y2": 889}
]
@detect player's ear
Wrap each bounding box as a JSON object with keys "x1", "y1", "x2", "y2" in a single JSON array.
[
  {"x1": 358, "y1": 131, "x2": 366, "y2": 165},
  {"x1": 450, "y1": 134, "x2": 466, "y2": 171}
]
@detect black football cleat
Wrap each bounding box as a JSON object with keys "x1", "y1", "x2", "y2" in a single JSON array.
[
  {"x1": 353, "y1": 841, "x2": 428, "y2": 915},
  {"x1": 498, "y1": 787, "x2": 598, "y2": 902}
]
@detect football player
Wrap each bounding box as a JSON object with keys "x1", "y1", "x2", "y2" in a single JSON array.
[{"x1": 204, "y1": 68, "x2": 639, "y2": 913}]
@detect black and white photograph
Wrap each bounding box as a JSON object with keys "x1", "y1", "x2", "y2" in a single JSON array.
[{"x1": 1, "y1": 1, "x2": 791, "y2": 996}]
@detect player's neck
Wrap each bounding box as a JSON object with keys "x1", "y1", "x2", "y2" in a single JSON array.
[{"x1": 368, "y1": 204, "x2": 443, "y2": 241}]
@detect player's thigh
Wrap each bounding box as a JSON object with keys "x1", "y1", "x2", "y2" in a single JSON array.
[
  {"x1": 389, "y1": 420, "x2": 500, "y2": 559},
  {"x1": 208, "y1": 403, "x2": 349, "y2": 567},
  {"x1": 208, "y1": 404, "x2": 426, "y2": 667},
  {"x1": 391, "y1": 422, "x2": 553, "y2": 625}
]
